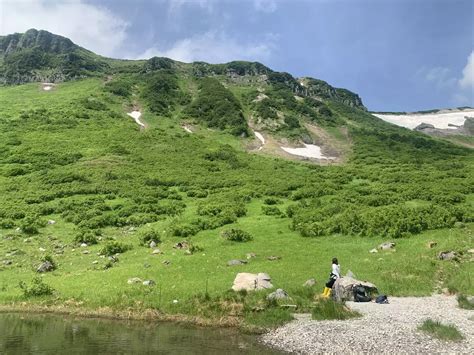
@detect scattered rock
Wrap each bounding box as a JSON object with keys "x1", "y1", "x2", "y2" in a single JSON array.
[
  {"x1": 3, "y1": 260, "x2": 12, "y2": 265},
  {"x1": 232, "y1": 272, "x2": 273, "y2": 291},
  {"x1": 47, "y1": 220, "x2": 56, "y2": 225},
  {"x1": 82, "y1": 250, "x2": 90, "y2": 255},
  {"x1": 152, "y1": 249, "x2": 162, "y2": 255},
  {"x1": 36, "y1": 261, "x2": 54, "y2": 273},
  {"x1": 438, "y1": 251, "x2": 458, "y2": 261},
  {"x1": 427, "y1": 241, "x2": 437, "y2": 249},
  {"x1": 267, "y1": 256, "x2": 281, "y2": 261},
  {"x1": 303, "y1": 278, "x2": 316, "y2": 287},
  {"x1": 369, "y1": 248, "x2": 378, "y2": 253},
  {"x1": 467, "y1": 249, "x2": 474, "y2": 254},
  {"x1": 127, "y1": 277, "x2": 142, "y2": 284},
  {"x1": 92, "y1": 261, "x2": 98, "y2": 265},
  {"x1": 108, "y1": 255, "x2": 119, "y2": 263},
  {"x1": 227, "y1": 259, "x2": 248, "y2": 266},
  {"x1": 174, "y1": 241, "x2": 189, "y2": 249},
  {"x1": 267, "y1": 288, "x2": 290, "y2": 301},
  {"x1": 378, "y1": 242, "x2": 395, "y2": 250},
  {"x1": 143, "y1": 280, "x2": 156, "y2": 286},
  {"x1": 80, "y1": 243, "x2": 88, "y2": 248},
  {"x1": 149, "y1": 241, "x2": 157, "y2": 248},
  {"x1": 39, "y1": 247, "x2": 46, "y2": 252},
  {"x1": 246, "y1": 252, "x2": 257, "y2": 259},
  {"x1": 162, "y1": 260, "x2": 171, "y2": 265},
  {"x1": 454, "y1": 221, "x2": 465, "y2": 228},
  {"x1": 332, "y1": 276, "x2": 377, "y2": 302}
]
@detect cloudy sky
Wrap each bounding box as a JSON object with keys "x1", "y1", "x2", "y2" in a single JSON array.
[{"x1": 0, "y1": 0, "x2": 473, "y2": 111}]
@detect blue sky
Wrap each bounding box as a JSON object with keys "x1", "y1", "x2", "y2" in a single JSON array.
[{"x1": 1, "y1": 0, "x2": 473, "y2": 111}]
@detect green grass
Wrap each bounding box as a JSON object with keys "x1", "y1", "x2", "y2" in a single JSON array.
[
  {"x1": 418, "y1": 319, "x2": 464, "y2": 341},
  {"x1": 0, "y1": 77, "x2": 473, "y2": 330},
  {"x1": 311, "y1": 299, "x2": 361, "y2": 321},
  {"x1": 457, "y1": 294, "x2": 474, "y2": 310}
]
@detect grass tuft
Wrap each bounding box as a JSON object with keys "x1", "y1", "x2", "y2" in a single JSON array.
[
  {"x1": 311, "y1": 299, "x2": 361, "y2": 321},
  {"x1": 418, "y1": 319, "x2": 464, "y2": 341}
]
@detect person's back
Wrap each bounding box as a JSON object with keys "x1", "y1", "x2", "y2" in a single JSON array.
[{"x1": 322, "y1": 257, "x2": 340, "y2": 297}]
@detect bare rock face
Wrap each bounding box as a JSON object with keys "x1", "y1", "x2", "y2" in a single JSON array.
[
  {"x1": 332, "y1": 277, "x2": 377, "y2": 302},
  {"x1": 232, "y1": 272, "x2": 273, "y2": 291}
]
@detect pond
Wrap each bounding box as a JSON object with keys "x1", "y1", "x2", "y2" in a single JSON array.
[{"x1": 0, "y1": 313, "x2": 282, "y2": 354}]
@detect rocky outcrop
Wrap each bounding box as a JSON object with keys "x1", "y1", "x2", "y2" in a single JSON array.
[
  {"x1": 332, "y1": 277, "x2": 377, "y2": 302},
  {"x1": 232, "y1": 272, "x2": 273, "y2": 291}
]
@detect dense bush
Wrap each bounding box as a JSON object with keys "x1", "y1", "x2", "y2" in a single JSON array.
[
  {"x1": 74, "y1": 231, "x2": 99, "y2": 245},
  {"x1": 138, "y1": 228, "x2": 161, "y2": 246},
  {"x1": 100, "y1": 241, "x2": 132, "y2": 256},
  {"x1": 19, "y1": 277, "x2": 55, "y2": 297},
  {"x1": 221, "y1": 228, "x2": 253, "y2": 242}
]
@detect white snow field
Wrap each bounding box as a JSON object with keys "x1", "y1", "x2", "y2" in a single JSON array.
[
  {"x1": 281, "y1": 144, "x2": 336, "y2": 160},
  {"x1": 127, "y1": 111, "x2": 145, "y2": 128},
  {"x1": 373, "y1": 110, "x2": 474, "y2": 130}
]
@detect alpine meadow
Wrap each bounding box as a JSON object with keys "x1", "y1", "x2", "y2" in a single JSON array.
[{"x1": 0, "y1": 29, "x2": 473, "y2": 335}]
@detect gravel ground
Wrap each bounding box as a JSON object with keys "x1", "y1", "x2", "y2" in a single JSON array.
[{"x1": 261, "y1": 295, "x2": 474, "y2": 354}]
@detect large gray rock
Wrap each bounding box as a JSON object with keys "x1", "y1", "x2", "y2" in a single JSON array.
[
  {"x1": 127, "y1": 277, "x2": 142, "y2": 284},
  {"x1": 232, "y1": 272, "x2": 273, "y2": 291},
  {"x1": 267, "y1": 288, "x2": 289, "y2": 301},
  {"x1": 36, "y1": 261, "x2": 54, "y2": 273},
  {"x1": 379, "y1": 242, "x2": 395, "y2": 250},
  {"x1": 332, "y1": 277, "x2": 377, "y2": 302},
  {"x1": 438, "y1": 251, "x2": 457, "y2": 261}
]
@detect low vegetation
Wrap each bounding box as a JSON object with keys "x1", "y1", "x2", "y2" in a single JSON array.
[
  {"x1": 311, "y1": 299, "x2": 361, "y2": 321},
  {"x1": 418, "y1": 319, "x2": 464, "y2": 341}
]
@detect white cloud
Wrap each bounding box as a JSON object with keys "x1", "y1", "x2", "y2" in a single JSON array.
[
  {"x1": 0, "y1": 0, "x2": 128, "y2": 57},
  {"x1": 167, "y1": 0, "x2": 215, "y2": 15},
  {"x1": 254, "y1": 0, "x2": 278, "y2": 13},
  {"x1": 459, "y1": 50, "x2": 474, "y2": 89},
  {"x1": 418, "y1": 66, "x2": 456, "y2": 90},
  {"x1": 137, "y1": 31, "x2": 277, "y2": 63}
]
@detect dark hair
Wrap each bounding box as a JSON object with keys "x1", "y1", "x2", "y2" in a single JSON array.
[{"x1": 332, "y1": 257, "x2": 338, "y2": 265}]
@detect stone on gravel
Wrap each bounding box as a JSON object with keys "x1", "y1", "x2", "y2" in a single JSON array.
[
  {"x1": 303, "y1": 278, "x2": 316, "y2": 287},
  {"x1": 36, "y1": 261, "x2": 54, "y2": 273},
  {"x1": 379, "y1": 242, "x2": 395, "y2": 250},
  {"x1": 332, "y1": 277, "x2": 377, "y2": 302},
  {"x1": 143, "y1": 280, "x2": 156, "y2": 286},
  {"x1": 267, "y1": 288, "x2": 290, "y2": 301},
  {"x1": 227, "y1": 259, "x2": 248, "y2": 266},
  {"x1": 438, "y1": 251, "x2": 458, "y2": 261},
  {"x1": 127, "y1": 277, "x2": 142, "y2": 284},
  {"x1": 232, "y1": 272, "x2": 273, "y2": 291}
]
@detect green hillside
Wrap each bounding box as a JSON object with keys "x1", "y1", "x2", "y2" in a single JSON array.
[{"x1": 0, "y1": 30, "x2": 472, "y2": 330}]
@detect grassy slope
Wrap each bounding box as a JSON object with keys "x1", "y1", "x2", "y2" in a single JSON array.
[{"x1": 0, "y1": 79, "x2": 473, "y2": 327}]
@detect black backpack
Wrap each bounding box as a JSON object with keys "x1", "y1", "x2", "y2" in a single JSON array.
[
  {"x1": 353, "y1": 285, "x2": 371, "y2": 302},
  {"x1": 375, "y1": 294, "x2": 389, "y2": 304}
]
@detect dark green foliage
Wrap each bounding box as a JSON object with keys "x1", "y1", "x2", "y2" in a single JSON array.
[
  {"x1": 138, "y1": 228, "x2": 161, "y2": 246},
  {"x1": 19, "y1": 216, "x2": 43, "y2": 235},
  {"x1": 457, "y1": 294, "x2": 474, "y2": 310},
  {"x1": 74, "y1": 231, "x2": 98, "y2": 245},
  {"x1": 100, "y1": 241, "x2": 132, "y2": 256},
  {"x1": 186, "y1": 77, "x2": 248, "y2": 135},
  {"x1": 262, "y1": 206, "x2": 283, "y2": 216},
  {"x1": 141, "y1": 71, "x2": 185, "y2": 116},
  {"x1": 143, "y1": 57, "x2": 175, "y2": 72},
  {"x1": 311, "y1": 299, "x2": 361, "y2": 320},
  {"x1": 40, "y1": 255, "x2": 57, "y2": 270},
  {"x1": 221, "y1": 228, "x2": 253, "y2": 242},
  {"x1": 263, "y1": 197, "x2": 281, "y2": 205},
  {"x1": 19, "y1": 276, "x2": 54, "y2": 297},
  {"x1": 104, "y1": 78, "x2": 133, "y2": 97}
]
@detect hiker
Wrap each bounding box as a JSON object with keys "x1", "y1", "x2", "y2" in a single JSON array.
[{"x1": 322, "y1": 257, "x2": 340, "y2": 297}]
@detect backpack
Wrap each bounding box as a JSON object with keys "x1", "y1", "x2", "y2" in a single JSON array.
[
  {"x1": 375, "y1": 295, "x2": 389, "y2": 304},
  {"x1": 353, "y1": 285, "x2": 371, "y2": 302}
]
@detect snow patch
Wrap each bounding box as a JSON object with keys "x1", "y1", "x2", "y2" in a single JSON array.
[
  {"x1": 183, "y1": 125, "x2": 193, "y2": 133},
  {"x1": 254, "y1": 131, "x2": 265, "y2": 144},
  {"x1": 281, "y1": 144, "x2": 335, "y2": 160},
  {"x1": 127, "y1": 111, "x2": 145, "y2": 128},
  {"x1": 373, "y1": 111, "x2": 474, "y2": 130}
]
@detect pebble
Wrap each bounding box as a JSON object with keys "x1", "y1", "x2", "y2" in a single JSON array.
[{"x1": 261, "y1": 295, "x2": 474, "y2": 353}]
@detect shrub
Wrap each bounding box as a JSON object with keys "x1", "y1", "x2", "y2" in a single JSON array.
[
  {"x1": 74, "y1": 231, "x2": 98, "y2": 245},
  {"x1": 311, "y1": 299, "x2": 361, "y2": 320},
  {"x1": 221, "y1": 228, "x2": 253, "y2": 242},
  {"x1": 263, "y1": 197, "x2": 281, "y2": 205},
  {"x1": 19, "y1": 277, "x2": 54, "y2": 297},
  {"x1": 171, "y1": 223, "x2": 200, "y2": 238},
  {"x1": 100, "y1": 241, "x2": 132, "y2": 256},
  {"x1": 19, "y1": 216, "x2": 42, "y2": 235},
  {"x1": 138, "y1": 228, "x2": 161, "y2": 246},
  {"x1": 0, "y1": 219, "x2": 15, "y2": 229},
  {"x1": 418, "y1": 319, "x2": 464, "y2": 341},
  {"x1": 262, "y1": 206, "x2": 283, "y2": 216}
]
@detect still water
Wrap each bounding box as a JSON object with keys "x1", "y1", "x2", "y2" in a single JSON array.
[{"x1": 0, "y1": 313, "x2": 281, "y2": 354}]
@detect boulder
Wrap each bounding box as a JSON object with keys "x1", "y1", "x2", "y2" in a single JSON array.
[
  {"x1": 332, "y1": 277, "x2": 377, "y2": 302},
  {"x1": 127, "y1": 277, "x2": 142, "y2": 284},
  {"x1": 427, "y1": 241, "x2": 437, "y2": 249},
  {"x1": 438, "y1": 251, "x2": 457, "y2": 261},
  {"x1": 80, "y1": 243, "x2": 88, "y2": 248},
  {"x1": 267, "y1": 288, "x2": 289, "y2": 301},
  {"x1": 414, "y1": 122, "x2": 435, "y2": 131},
  {"x1": 379, "y1": 242, "x2": 395, "y2": 250},
  {"x1": 174, "y1": 241, "x2": 189, "y2": 249},
  {"x1": 232, "y1": 272, "x2": 273, "y2": 291},
  {"x1": 227, "y1": 259, "x2": 248, "y2": 266},
  {"x1": 36, "y1": 261, "x2": 54, "y2": 273},
  {"x1": 303, "y1": 278, "x2": 316, "y2": 287},
  {"x1": 149, "y1": 241, "x2": 157, "y2": 248},
  {"x1": 143, "y1": 280, "x2": 156, "y2": 286},
  {"x1": 152, "y1": 249, "x2": 161, "y2": 255}
]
